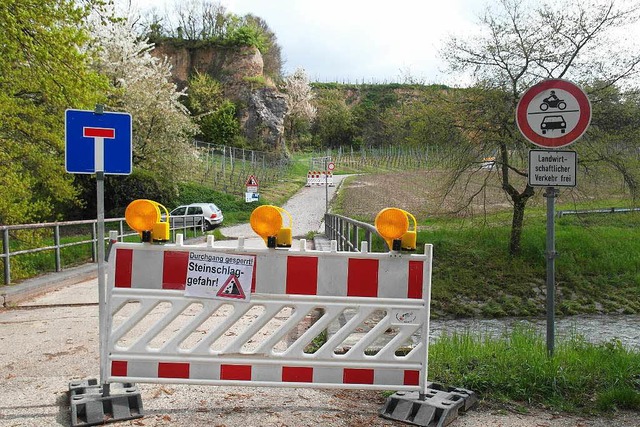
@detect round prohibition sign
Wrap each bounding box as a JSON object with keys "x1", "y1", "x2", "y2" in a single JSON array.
[
  {"x1": 327, "y1": 162, "x2": 335, "y2": 171},
  {"x1": 516, "y1": 79, "x2": 591, "y2": 149}
]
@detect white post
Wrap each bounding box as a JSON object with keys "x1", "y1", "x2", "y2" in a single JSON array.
[{"x1": 94, "y1": 137, "x2": 105, "y2": 172}]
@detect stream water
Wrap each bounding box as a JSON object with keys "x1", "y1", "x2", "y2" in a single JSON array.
[{"x1": 429, "y1": 314, "x2": 640, "y2": 350}]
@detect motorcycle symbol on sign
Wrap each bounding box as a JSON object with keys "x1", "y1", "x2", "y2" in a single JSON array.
[{"x1": 540, "y1": 90, "x2": 567, "y2": 111}]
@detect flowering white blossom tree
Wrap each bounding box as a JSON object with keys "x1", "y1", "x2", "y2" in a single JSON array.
[
  {"x1": 282, "y1": 68, "x2": 316, "y2": 150},
  {"x1": 90, "y1": 11, "x2": 198, "y2": 180}
]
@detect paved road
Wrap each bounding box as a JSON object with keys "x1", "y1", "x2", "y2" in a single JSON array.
[
  {"x1": 0, "y1": 281, "x2": 394, "y2": 427},
  {"x1": 219, "y1": 175, "x2": 348, "y2": 241}
]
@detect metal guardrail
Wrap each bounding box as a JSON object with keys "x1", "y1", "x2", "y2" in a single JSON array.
[
  {"x1": 0, "y1": 216, "x2": 207, "y2": 286},
  {"x1": 324, "y1": 213, "x2": 387, "y2": 252},
  {"x1": 556, "y1": 207, "x2": 640, "y2": 217}
]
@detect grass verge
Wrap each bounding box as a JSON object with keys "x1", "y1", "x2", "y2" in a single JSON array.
[
  {"x1": 423, "y1": 211, "x2": 640, "y2": 318},
  {"x1": 429, "y1": 327, "x2": 640, "y2": 413}
]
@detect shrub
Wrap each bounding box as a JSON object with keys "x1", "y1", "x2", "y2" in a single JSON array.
[{"x1": 105, "y1": 170, "x2": 178, "y2": 217}]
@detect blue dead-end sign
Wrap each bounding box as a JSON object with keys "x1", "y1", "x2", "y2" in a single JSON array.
[{"x1": 65, "y1": 109, "x2": 132, "y2": 174}]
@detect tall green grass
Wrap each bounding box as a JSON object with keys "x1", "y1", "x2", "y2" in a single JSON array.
[
  {"x1": 420, "y1": 211, "x2": 640, "y2": 317},
  {"x1": 429, "y1": 327, "x2": 640, "y2": 412}
]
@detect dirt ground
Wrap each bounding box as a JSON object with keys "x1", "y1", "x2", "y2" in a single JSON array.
[
  {"x1": 336, "y1": 169, "x2": 633, "y2": 222},
  {"x1": 337, "y1": 170, "x2": 518, "y2": 221}
]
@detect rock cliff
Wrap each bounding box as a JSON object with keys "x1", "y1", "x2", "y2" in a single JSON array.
[{"x1": 152, "y1": 42, "x2": 287, "y2": 149}]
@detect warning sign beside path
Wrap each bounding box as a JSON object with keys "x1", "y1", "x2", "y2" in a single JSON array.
[
  {"x1": 185, "y1": 251, "x2": 254, "y2": 301},
  {"x1": 245, "y1": 174, "x2": 259, "y2": 187}
]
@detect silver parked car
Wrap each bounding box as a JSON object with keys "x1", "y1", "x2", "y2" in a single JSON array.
[{"x1": 169, "y1": 203, "x2": 223, "y2": 230}]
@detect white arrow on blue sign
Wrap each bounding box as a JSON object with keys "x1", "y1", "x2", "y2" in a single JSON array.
[{"x1": 65, "y1": 109, "x2": 132, "y2": 175}]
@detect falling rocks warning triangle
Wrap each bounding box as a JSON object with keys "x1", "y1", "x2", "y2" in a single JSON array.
[
  {"x1": 245, "y1": 175, "x2": 258, "y2": 186},
  {"x1": 216, "y1": 275, "x2": 246, "y2": 300}
]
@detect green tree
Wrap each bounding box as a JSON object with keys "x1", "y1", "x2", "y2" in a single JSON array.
[
  {"x1": 90, "y1": 12, "x2": 198, "y2": 184},
  {"x1": 149, "y1": 0, "x2": 282, "y2": 61},
  {"x1": 186, "y1": 72, "x2": 240, "y2": 145},
  {"x1": 0, "y1": 0, "x2": 107, "y2": 224},
  {"x1": 244, "y1": 14, "x2": 283, "y2": 79},
  {"x1": 226, "y1": 22, "x2": 270, "y2": 53},
  {"x1": 581, "y1": 84, "x2": 640, "y2": 197},
  {"x1": 311, "y1": 89, "x2": 355, "y2": 148},
  {"x1": 381, "y1": 88, "x2": 461, "y2": 148},
  {"x1": 443, "y1": 0, "x2": 640, "y2": 255},
  {"x1": 352, "y1": 86, "x2": 399, "y2": 147}
]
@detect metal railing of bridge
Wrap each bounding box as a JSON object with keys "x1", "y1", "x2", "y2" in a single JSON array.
[
  {"x1": 323, "y1": 213, "x2": 388, "y2": 252},
  {"x1": 1, "y1": 216, "x2": 207, "y2": 286},
  {"x1": 4, "y1": 212, "x2": 396, "y2": 286}
]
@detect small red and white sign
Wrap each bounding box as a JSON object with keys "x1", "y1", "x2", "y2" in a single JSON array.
[
  {"x1": 516, "y1": 79, "x2": 591, "y2": 149},
  {"x1": 327, "y1": 162, "x2": 335, "y2": 171},
  {"x1": 216, "y1": 275, "x2": 246, "y2": 299},
  {"x1": 246, "y1": 174, "x2": 259, "y2": 193}
]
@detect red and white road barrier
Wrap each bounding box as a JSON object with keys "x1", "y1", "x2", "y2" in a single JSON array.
[
  {"x1": 104, "y1": 240, "x2": 433, "y2": 392},
  {"x1": 305, "y1": 171, "x2": 334, "y2": 187}
]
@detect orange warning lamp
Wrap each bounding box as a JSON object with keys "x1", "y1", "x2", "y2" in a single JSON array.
[
  {"x1": 375, "y1": 207, "x2": 413, "y2": 251},
  {"x1": 250, "y1": 205, "x2": 282, "y2": 248},
  {"x1": 250, "y1": 205, "x2": 293, "y2": 248},
  {"x1": 125, "y1": 199, "x2": 170, "y2": 243}
]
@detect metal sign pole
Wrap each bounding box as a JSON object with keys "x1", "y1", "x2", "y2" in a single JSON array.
[
  {"x1": 97, "y1": 171, "x2": 107, "y2": 383},
  {"x1": 544, "y1": 186, "x2": 558, "y2": 357},
  {"x1": 516, "y1": 79, "x2": 591, "y2": 358},
  {"x1": 92, "y1": 104, "x2": 109, "y2": 394},
  {"x1": 325, "y1": 159, "x2": 329, "y2": 214},
  {"x1": 66, "y1": 106, "x2": 141, "y2": 423}
]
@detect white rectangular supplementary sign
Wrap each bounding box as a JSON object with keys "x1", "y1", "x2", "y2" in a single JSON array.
[
  {"x1": 185, "y1": 251, "x2": 255, "y2": 302},
  {"x1": 528, "y1": 149, "x2": 577, "y2": 187}
]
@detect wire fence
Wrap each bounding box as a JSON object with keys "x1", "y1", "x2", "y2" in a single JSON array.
[
  {"x1": 308, "y1": 145, "x2": 463, "y2": 171},
  {"x1": 190, "y1": 142, "x2": 473, "y2": 193},
  {"x1": 191, "y1": 140, "x2": 290, "y2": 195}
]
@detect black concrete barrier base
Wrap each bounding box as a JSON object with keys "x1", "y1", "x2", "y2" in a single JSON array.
[
  {"x1": 379, "y1": 382, "x2": 477, "y2": 427},
  {"x1": 68, "y1": 379, "x2": 143, "y2": 427}
]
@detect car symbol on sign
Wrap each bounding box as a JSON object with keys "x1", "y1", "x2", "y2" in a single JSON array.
[{"x1": 541, "y1": 115, "x2": 566, "y2": 134}]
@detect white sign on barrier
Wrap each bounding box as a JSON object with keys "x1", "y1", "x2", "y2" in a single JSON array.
[{"x1": 185, "y1": 251, "x2": 255, "y2": 301}]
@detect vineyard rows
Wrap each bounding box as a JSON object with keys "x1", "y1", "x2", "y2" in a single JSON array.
[{"x1": 191, "y1": 141, "x2": 465, "y2": 195}]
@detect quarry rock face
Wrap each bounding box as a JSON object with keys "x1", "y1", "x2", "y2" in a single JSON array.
[
  {"x1": 243, "y1": 88, "x2": 287, "y2": 149},
  {"x1": 152, "y1": 42, "x2": 286, "y2": 148}
]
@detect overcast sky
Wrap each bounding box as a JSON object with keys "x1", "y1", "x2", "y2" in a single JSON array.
[{"x1": 128, "y1": 0, "x2": 487, "y2": 85}]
